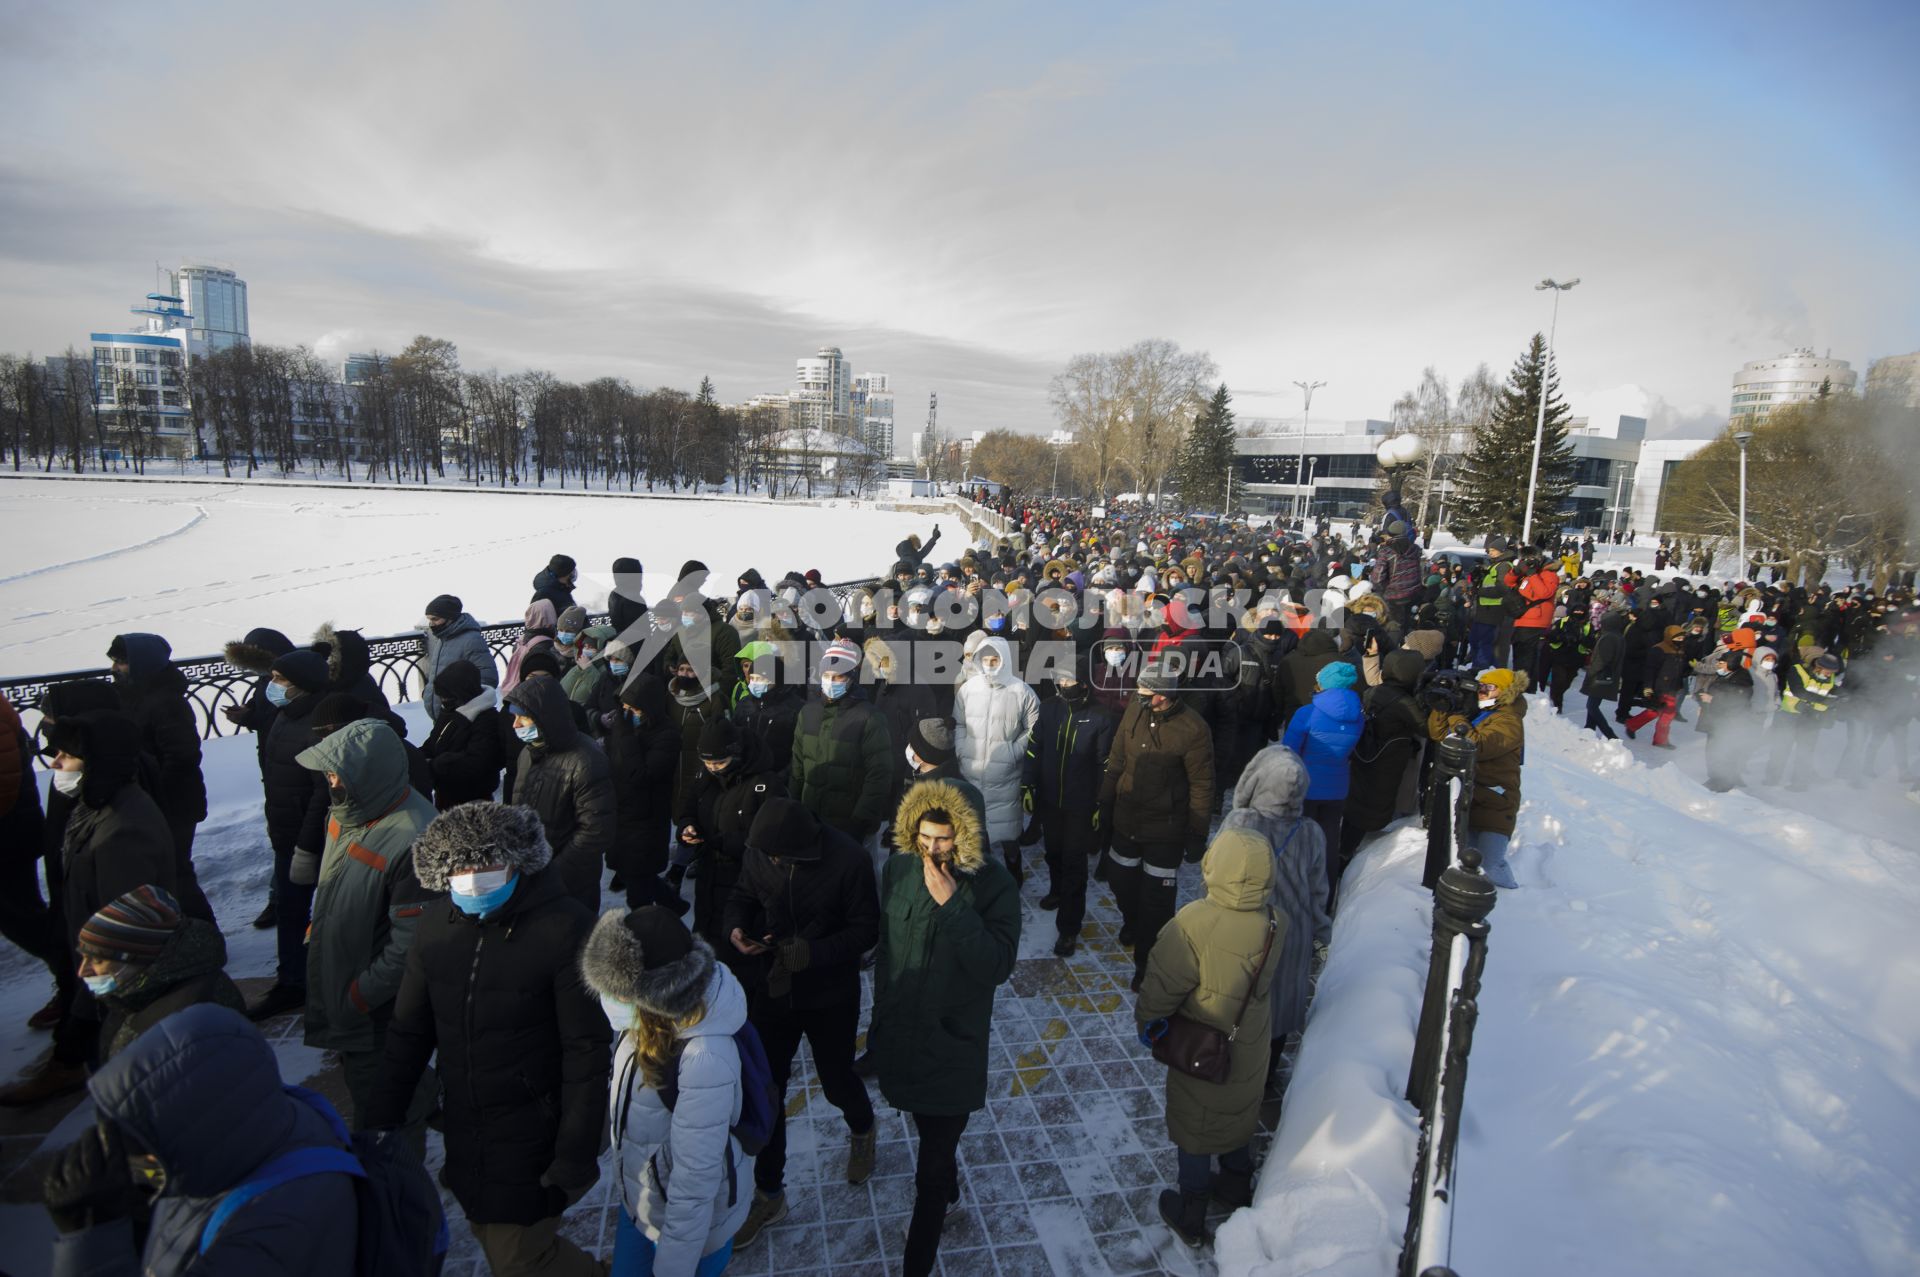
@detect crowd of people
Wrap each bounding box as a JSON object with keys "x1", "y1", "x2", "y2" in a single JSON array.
[{"x1": 2, "y1": 487, "x2": 1916, "y2": 1275}]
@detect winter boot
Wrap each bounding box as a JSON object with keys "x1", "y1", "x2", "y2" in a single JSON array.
[
  {"x1": 846, "y1": 1125, "x2": 877, "y2": 1185},
  {"x1": 245, "y1": 983, "x2": 307, "y2": 1022},
  {"x1": 1209, "y1": 1167, "x2": 1254, "y2": 1208},
  {"x1": 1053, "y1": 933, "x2": 1077, "y2": 958},
  {"x1": 251, "y1": 900, "x2": 278, "y2": 931},
  {"x1": 1039, "y1": 893, "x2": 1060, "y2": 910},
  {"x1": 734, "y1": 1189, "x2": 787, "y2": 1250},
  {"x1": 1002, "y1": 844, "x2": 1025, "y2": 886},
  {"x1": 0, "y1": 1059, "x2": 87, "y2": 1108},
  {"x1": 27, "y1": 990, "x2": 61, "y2": 1032},
  {"x1": 1117, "y1": 922, "x2": 1136, "y2": 949},
  {"x1": 1157, "y1": 1189, "x2": 1212, "y2": 1247}
]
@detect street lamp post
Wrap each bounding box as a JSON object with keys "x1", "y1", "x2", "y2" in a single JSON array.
[
  {"x1": 1294, "y1": 379, "x2": 1325, "y2": 523},
  {"x1": 1305, "y1": 455, "x2": 1320, "y2": 518},
  {"x1": 1521, "y1": 278, "x2": 1579, "y2": 547},
  {"x1": 1733, "y1": 429, "x2": 1753, "y2": 576}
]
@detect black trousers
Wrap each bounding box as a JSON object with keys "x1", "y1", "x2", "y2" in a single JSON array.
[
  {"x1": 1583, "y1": 697, "x2": 1618, "y2": 740},
  {"x1": 905, "y1": 1111, "x2": 969, "y2": 1277},
  {"x1": 1106, "y1": 835, "x2": 1180, "y2": 981},
  {"x1": 0, "y1": 842, "x2": 66, "y2": 984},
  {"x1": 1039, "y1": 808, "x2": 1094, "y2": 941},
  {"x1": 1510, "y1": 632, "x2": 1544, "y2": 684},
  {"x1": 271, "y1": 840, "x2": 317, "y2": 989},
  {"x1": 751, "y1": 995, "x2": 874, "y2": 1194},
  {"x1": 1303, "y1": 798, "x2": 1345, "y2": 912},
  {"x1": 166, "y1": 815, "x2": 217, "y2": 925},
  {"x1": 1547, "y1": 663, "x2": 1578, "y2": 712}
]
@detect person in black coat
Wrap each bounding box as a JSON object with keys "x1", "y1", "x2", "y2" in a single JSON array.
[
  {"x1": 680, "y1": 718, "x2": 785, "y2": 966},
  {"x1": 421, "y1": 662, "x2": 505, "y2": 810},
  {"x1": 1581, "y1": 610, "x2": 1626, "y2": 740},
  {"x1": 608, "y1": 555, "x2": 648, "y2": 642},
  {"x1": 311, "y1": 623, "x2": 393, "y2": 718},
  {"x1": 1021, "y1": 664, "x2": 1116, "y2": 956},
  {"x1": 863, "y1": 636, "x2": 941, "y2": 812},
  {"x1": 0, "y1": 711, "x2": 176, "y2": 1105},
  {"x1": 245, "y1": 649, "x2": 334, "y2": 1021},
  {"x1": 369, "y1": 803, "x2": 611, "y2": 1272},
  {"x1": 106, "y1": 633, "x2": 213, "y2": 924},
  {"x1": 531, "y1": 553, "x2": 579, "y2": 613},
  {"x1": 0, "y1": 697, "x2": 61, "y2": 1025},
  {"x1": 1617, "y1": 603, "x2": 1661, "y2": 724},
  {"x1": 220, "y1": 627, "x2": 295, "y2": 931},
  {"x1": 730, "y1": 650, "x2": 805, "y2": 774},
  {"x1": 724, "y1": 796, "x2": 881, "y2": 1218},
  {"x1": 605, "y1": 672, "x2": 681, "y2": 910},
  {"x1": 1340, "y1": 649, "x2": 1429, "y2": 875}
]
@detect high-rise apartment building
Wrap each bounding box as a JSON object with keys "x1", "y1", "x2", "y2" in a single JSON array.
[
  {"x1": 1730, "y1": 347, "x2": 1856, "y2": 422},
  {"x1": 1865, "y1": 350, "x2": 1920, "y2": 408},
  {"x1": 170, "y1": 264, "x2": 249, "y2": 352},
  {"x1": 853, "y1": 372, "x2": 896, "y2": 456},
  {"x1": 793, "y1": 346, "x2": 851, "y2": 436}
]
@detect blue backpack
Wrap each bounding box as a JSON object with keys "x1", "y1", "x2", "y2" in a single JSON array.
[
  {"x1": 662, "y1": 1020, "x2": 778, "y2": 1158},
  {"x1": 199, "y1": 1085, "x2": 449, "y2": 1276}
]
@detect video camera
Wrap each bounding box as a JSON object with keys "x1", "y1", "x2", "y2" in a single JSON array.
[{"x1": 1418, "y1": 667, "x2": 1482, "y2": 716}]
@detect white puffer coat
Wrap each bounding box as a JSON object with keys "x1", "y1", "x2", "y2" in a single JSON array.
[
  {"x1": 610, "y1": 966, "x2": 753, "y2": 1275},
  {"x1": 953, "y1": 637, "x2": 1041, "y2": 843}
]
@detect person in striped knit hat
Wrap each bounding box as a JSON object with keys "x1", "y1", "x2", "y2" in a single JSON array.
[{"x1": 79, "y1": 884, "x2": 245, "y2": 1062}]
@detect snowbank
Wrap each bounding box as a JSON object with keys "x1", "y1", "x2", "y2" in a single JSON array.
[
  {"x1": 1222, "y1": 703, "x2": 1920, "y2": 1277},
  {"x1": 0, "y1": 478, "x2": 944, "y2": 676}
]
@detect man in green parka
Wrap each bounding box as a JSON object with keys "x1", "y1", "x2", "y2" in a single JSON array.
[
  {"x1": 871, "y1": 776, "x2": 1020, "y2": 1277},
  {"x1": 295, "y1": 718, "x2": 438, "y2": 1144}
]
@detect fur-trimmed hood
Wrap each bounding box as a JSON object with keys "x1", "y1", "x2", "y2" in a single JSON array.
[
  {"x1": 411, "y1": 801, "x2": 552, "y2": 891},
  {"x1": 892, "y1": 777, "x2": 988, "y2": 874},
  {"x1": 224, "y1": 628, "x2": 294, "y2": 674},
  {"x1": 311, "y1": 622, "x2": 372, "y2": 686},
  {"x1": 579, "y1": 911, "x2": 717, "y2": 1020}
]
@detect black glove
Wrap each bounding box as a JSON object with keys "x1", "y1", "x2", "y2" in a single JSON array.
[
  {"x1": 42, "y1": 1122, "x2": 132, "y2": 1234},
  {"x1": 540, "y1": 1158, "x2": 599, "y2": 1215},
  {"x1": 777, "y1": 937, "x2": 812, "y2": 973},
  {"x1": 1183, "y1": 833, "x2": 1208, "y2": 864}
]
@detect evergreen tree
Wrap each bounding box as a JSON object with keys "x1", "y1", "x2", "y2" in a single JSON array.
[
  {"x1": 1177, "y1": 383, "x2": 1237, "y2": 512},
  {"x1": 1449, "y1": 334, "x2": 1576, "y2": 543}
]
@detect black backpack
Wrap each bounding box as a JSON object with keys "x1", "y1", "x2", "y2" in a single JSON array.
[{"x1": 199, "y1": 1085, "x2": 448, "y2": 1276}]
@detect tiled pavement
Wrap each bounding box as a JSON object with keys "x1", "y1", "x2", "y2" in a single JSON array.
[{"x1": 2, "y1": 849, "x2": 1278, "y2": 1277}]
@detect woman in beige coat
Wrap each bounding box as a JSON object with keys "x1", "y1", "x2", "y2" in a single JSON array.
[{"x1": 1136, "y1": 827, "x2": 1284, "y2": 1248}]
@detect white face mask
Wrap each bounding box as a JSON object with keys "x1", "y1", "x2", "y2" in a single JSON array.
[
  {"x1": 905, "y1": 745, "x2": 922, "y2": 771},
  {"x1": 449, "y1": 867, "x2": 515, "y2": 896},
  {"x1": 1477, "y1": 695, "x2": 1497, "y2": 709},
  {"x1": 599, "y1": 993, "x2": 636, "y2": 1031},
  {"x1": 52, "y1": 768, "x2": 84, "y2": 796},
  {"x1": 1104, "y1": 650, "x2": 1126, "y2": 668}
]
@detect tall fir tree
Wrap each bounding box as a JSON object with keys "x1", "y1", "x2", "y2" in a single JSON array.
[
  {"x1": 1177, "y1": 383, "x2": 1237, "y2": 512},
  {"x1": 1449, "y1": 334, "x2": 1577, "y2": 543}
]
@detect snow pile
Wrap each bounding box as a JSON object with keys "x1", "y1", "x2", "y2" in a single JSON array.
[
  {"x1": 1221, "y1": 703, "x2": 1920, "y2": 1277},
  {"x1": 0, "y1": 478, "x2": 941, "y2": 676}
]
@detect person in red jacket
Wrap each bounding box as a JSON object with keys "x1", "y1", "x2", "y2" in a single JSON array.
[{"x1": 1507, "y1": 549, "x2": 1560, "y2": 682}]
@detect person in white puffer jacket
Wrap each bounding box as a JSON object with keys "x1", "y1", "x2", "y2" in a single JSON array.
[
  {"x1": 581, "y1": 905, "x2": 752, "y2": 1277},
  {"x1": 952, "y1": 635, "x2": 1040, "y2": 885}
]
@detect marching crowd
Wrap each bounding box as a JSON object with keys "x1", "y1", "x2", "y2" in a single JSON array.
[{"x1": 2, "y1": 488, "x2": 1917, "y2": 1276}]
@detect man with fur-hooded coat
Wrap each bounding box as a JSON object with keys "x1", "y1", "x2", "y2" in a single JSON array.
[
  {"x1": 369, "y1": 802, "x2": 610, "y2": 1276},
  {"x1": 870, "y1": 777, "x2": 1020, "y2": 1277}
]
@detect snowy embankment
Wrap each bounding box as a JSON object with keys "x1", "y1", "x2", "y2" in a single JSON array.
[
  {"x1": 1221, "y1": 706, "x2": 1920, "y2": 1277},
  {"x1": 0, "y1": 477, "x2": 945, "y2": 677}
]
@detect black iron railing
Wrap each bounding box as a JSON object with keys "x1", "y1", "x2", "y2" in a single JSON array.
[
  {"x1": 1399, "y1": 727, "x2": 1496, "y2": 1277},
  {"x1": 1, "y1": 581, "x2": 878, "y2": 741}
]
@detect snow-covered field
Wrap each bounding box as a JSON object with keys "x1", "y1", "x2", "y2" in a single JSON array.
[
  {"x1": 0, "y1": 476, "x2": 941, "y2": 676},
  {"x1": 1223, "y1": 703, "x2": 1920, "y2": 1277}
]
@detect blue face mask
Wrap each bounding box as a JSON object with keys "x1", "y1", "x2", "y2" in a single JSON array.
[
  {"x1": 599, "y1": 993, "x2": 636, "y2": 1031},
  {"x1": 83, "y1": 973, "x2": 118, "y2": 997},
  {"x1": 747, "y1": 679, "x2": 770, "y2": 699},
  {"x1": 821, "y1": 678, "x2": 848, "y2": 700},
  {"x1": 265, "y1": 681, "x2": 291, "y2": 707},
  {"x1": 556, "y1": 631, "x2": 578, "y2": 646},
  {"x1": 627, "y1": 709, "x2": 646, "y2": 727},
  {"x1": 679, "y1": 613, "x2": 698, "y2": 629},
  {"x1": 985, "y1": 615, "x2": 1006, "y2": 632},
  {"x1": 609, "y1": 662, "x2": 630, "y2": 677},
  {"x1": 514, "y1": 723, "x2": 541, "y2": 744},
  {"x1": 450, "y1": 870, "x2": 518, "y2": 917}
]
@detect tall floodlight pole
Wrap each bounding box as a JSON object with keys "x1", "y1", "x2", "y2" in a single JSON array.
[
  {"x1": 1294, "y1": 379, "x2": 1325, "y2": 522},
  {"x1": 1521, "y1": 278, "x2": 1579, "y2": 546},
  {"x1": 1734, "y1": 429, "x2": 1753, "y2": 575}
]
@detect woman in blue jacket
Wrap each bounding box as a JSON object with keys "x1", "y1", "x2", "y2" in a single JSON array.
[{"x1": 1281, "y1": 660, "x2": 1364, "y2": 910}]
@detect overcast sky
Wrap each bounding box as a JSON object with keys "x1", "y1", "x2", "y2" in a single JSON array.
[{"x1": 3, "y1": 0, "x2": 1915, "y2": 442}]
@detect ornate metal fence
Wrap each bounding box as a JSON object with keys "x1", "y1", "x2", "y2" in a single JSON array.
[{"x1": 1, "y1": 581, "x2": 882, "y2": 742}]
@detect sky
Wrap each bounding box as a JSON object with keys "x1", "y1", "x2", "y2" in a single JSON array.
[{"x1": 3, "y1": 0, "x2": 1916, "y2": 444}]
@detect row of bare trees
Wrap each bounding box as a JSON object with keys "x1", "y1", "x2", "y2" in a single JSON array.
[
  {"x1": 1048, "y1": 338, "x2": 1218, "y2": 500},
  {"x1": 0, "y1": 339, "x2": 805, "y2": 494}
]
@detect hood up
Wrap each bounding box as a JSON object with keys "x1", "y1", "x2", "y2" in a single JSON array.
[
  {"x1": 294, "y1": 718, "x2": 410, "y2": 822},
  {"x1": 504, "y1": 674, "x2": 583, "y2": 750},
  {"x1": 892, "y1": 777, "x2": 988, "y2": 874}
]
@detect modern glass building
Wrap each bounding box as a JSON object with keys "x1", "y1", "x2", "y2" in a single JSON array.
[
  {"x1": 171, "y1": 264, "x2": 250, "y2": 352},
  {"x1": 1729, "y1": 348, "x2": 1855, "y2": 422}
]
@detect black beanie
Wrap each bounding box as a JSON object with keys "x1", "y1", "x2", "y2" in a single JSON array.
[
  {"x1": 425, "y1": 594, "x2": 463, "y2": 621},
  {"x1": 548, "y1": 554, "x2": 577, "y2": 577},
  {"x1": 678, "y1": 560, "x2": 709, "y2": 587},
  {"x1": 907, "y1": 717, "x2": 956, "y2": 766},
  {"x1": 612, "y1": 556, "x2": 642, "y2": 575},
  {"x1": 697, "y1": 717, "x2": 742, "y2": 761},
  {"x1": 746, "y1": 796, "x2": 821, "y2": 858},
  {"x1": 432, "y1": 661, "x2": 483, "y2": 705},
  {"x1": 518, "y1": 646, "x2": 565, "y2": 680},
  {"x1": 622, "y1": 905, "x2": 694, "y2": 970},
  {"x1": 270, "y1": 649, "x2": 331, "y2": 695}
]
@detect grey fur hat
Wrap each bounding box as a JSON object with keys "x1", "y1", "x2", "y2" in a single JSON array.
[
  {"x1": 411, "y1": 802, "x2": 552, "y2": 891},
  {"x1": 580, "y1": 907, "x2": 715, "y2": 1020}
]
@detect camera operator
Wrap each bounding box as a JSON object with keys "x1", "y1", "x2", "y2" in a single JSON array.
[{"x1": 1424, "y1": 667, "x2": 1528, "y2": 889}]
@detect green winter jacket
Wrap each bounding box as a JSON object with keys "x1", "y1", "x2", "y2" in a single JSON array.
[
  {"x1": 1135, "y1": 828, "x2": 1281, "y2": 1155},
  {"x1": 872, "y1": 778, "x2": 1021, "y2": 1117},
  {"x1": 788, "y1": 693, "x2": 894, "y2": 840},
  {"x1": 297, "y1": 719, "x2": 439, "y2": 1053},
  {"x1": 561, "y1": 624, "x2": 619, "y2": 716}
]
